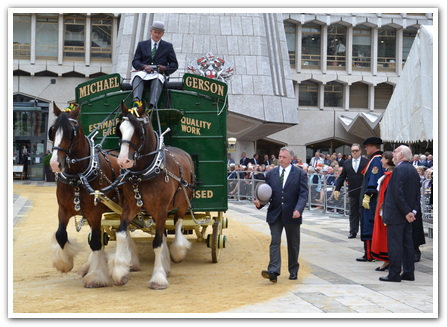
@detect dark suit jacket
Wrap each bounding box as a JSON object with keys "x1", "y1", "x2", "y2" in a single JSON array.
[
  {"x1": 335, "y1": 157, "x2": 368, "y2": 198},
  {"x1": 382, "y1": 161, "x2": 421, "y2": 225},
  {"x1": 264, "y1": 165, "x2": 308, "y2": 225},
  {"x1": 132, "y1": 39, "x2": 178, "y2": 75},
  {"x1": 337, "y1": 158, "x2": 345, "y2": 166},
  {"x1": 240, "y1": 157, "x2": 250, "y2": 166}
]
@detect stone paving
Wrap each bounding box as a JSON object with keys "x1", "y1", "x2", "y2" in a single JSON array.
[
  {"x1": 223, "y1": 200, "x2": 436, "y2": 317},
  {"x1": 11, "y1": 181, "x2": 437, "y2": 318}
]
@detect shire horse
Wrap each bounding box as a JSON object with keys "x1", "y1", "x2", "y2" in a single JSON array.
[
  {"x1": 49, "y1": 103, "x2": 130, "y2": 287},
  {"x1": 111, "y1": 102, "x2": 195, "y2": 290}
]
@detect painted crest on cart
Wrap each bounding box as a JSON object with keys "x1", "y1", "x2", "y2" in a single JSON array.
[{"x1": 187, "y1": 52, "x2": 234, "y2": 83}]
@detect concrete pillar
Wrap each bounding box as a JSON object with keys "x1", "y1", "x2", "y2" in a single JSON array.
[
  {"x1": 319, "y1": 83, "x2": 325, "y2": 109},
  {"x1": 396, "y1": 28, "x2": 403, "y2": 76},
  {"x1": 346, "y1": 26, "x2": 353, "y2": 75},
  {"x1": 321, "y1": 25, "x2": 327, "y2": 74},
  {"x1": 30, "y1": 14, "x2": 36, "y2": 64},
  {"x1": 57, "y1": 14, "x2": 63, "y2": 66},
  {"x1": 85, "y1": 14, "x2": 91, "y2": 67},
  {"x1": 371, "y1": 27, "x2": 378, "y2": 76},
  {"x1": 344, "y1": 84, "x2": 350, "y2": 110},
  {"x1": 368, "y1": 84, "x2": 375, "y2": 111}
]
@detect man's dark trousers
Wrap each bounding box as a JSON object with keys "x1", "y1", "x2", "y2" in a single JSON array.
[{"x1": 268, "y1": 215, "x2": 300, "y2": 276}]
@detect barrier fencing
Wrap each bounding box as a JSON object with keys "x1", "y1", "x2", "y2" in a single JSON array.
[{"x1": 227, "y1": 172, "x2": 433, "y2": 236}]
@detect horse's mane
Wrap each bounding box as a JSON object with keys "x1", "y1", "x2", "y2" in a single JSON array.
[{"x1": 51, "y1": 112, "x2": 74, "y2": 139}]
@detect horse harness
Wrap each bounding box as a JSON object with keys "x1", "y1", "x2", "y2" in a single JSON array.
[
  {"x1": 52, "y1": 119, "x2": 120, "y2": 215},
  {"x1": 118, "y1": 114, "x2": 196, "y2": 218}
]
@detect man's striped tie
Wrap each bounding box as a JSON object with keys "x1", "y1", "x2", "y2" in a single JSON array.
[
  {"x1": 152, "y1": 43, "x2": 157, "y2": 57},
  {"x1": 280, "y1": 168, "x2": 285, "y2": 186}
]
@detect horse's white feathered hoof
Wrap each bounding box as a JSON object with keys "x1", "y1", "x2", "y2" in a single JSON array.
[
  {"x1": 149, "y1": 282, "x2": 168, "y2": 290},
  {"x1": 51, "y1": 235, "x2": 83, "y2": 273},
  {"x1": 80, "y1": 251, "x2": 113, "y2": 288},
  {"x1": 114, "y1": 275, "x2": 129, "y2": 286},
  {"x1": 169, "y1": 240, "x2": 191, "y2": 263}
]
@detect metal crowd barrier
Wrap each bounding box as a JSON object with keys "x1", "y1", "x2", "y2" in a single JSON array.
[
  {"x1": 227, "y1": 172, "x2": 349, "y2": 215},
  {"x1": 421, "y1": 184, "x2": 433, "y2": 238}
]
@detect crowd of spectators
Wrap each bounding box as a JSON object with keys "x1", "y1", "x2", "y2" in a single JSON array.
[{"x1": 227, "y1": 151, "x2": 434, "y2": 216}]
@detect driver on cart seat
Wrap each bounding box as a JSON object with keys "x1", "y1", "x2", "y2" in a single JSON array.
[{"x1": 131, "y1": 21, "x2": 178, "y2": 111}]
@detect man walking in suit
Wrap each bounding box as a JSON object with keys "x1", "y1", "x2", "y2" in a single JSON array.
[
  {"x1": 333, "y1": 143, "x2": 368, "y2": 239},
  {"x1": 254, "y1": 147, "x2": 308, "y2": 283},
  {"x1": 131, "y1": 21, "x2": 178, "y2": 110},
  {"x1": 380, "y1": 145, "x2": 421, "y2": 282}
]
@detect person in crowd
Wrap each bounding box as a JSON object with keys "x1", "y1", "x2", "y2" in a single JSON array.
[
  {"x1": 227, "y1": 153, "x2": 235, "y2": 165},
  {"x1": 335, "y1": 39, "x2": 346, "y2": 55},
  {"x1": 240, "y1": 152, "x2": 250, "y2": 166},
  {"x1": 358, "y1": 137, "x2": 384, "y2": 262},
  {"x1": 130, "y1": 21, "x2": 178, "y2": 110},
  {"x1": 250, "y1": 154, "x2": 260, "y2": 165},
  {"x1": 424, "y1": 154, "x2": 433, "y2": 168},
  {"x1": 254, "y1": 147, "x2": 308, "y2": 283},
  {"x1": 336, "y1": 153, "x2": 345, "y2": 166},
  {"x1": 262, "y1": 154, "x2": 270, "y2": 166},
  {"x1": 310, "y1": 151, "x2": 324, "y2": 168},
  {"x1": 411, "y1": 154, "x2": 421, "y2": 167},
  {"x1": 227, "y1": 164, "x2": 239, "y2": 196},
  {"x1": 423, "y1": 169, "x2": 433, "y2": 195},
  {"x1": 419, "y1": 154, "x2": 427, "y2": 167},
  {"x1": 371, "y1": 151, "x2": 395, "y2": 271},
  {"x1": 416, "y1": 166, "x2": 426, "y2": 183},
  {"x1": 329, "y1": 154, "x2": 338, "y2": 168},
  {"x1": 270, "y1": 154, "x2": 279, "y2": 166},
  {"x1": 324, "y1": 154, "x2": 332, "y2": 165},
  {"x1": 380, "y1": 145, "x2": 421, "y2": 282},
  {"x1": 254, "y1": 166, "x2": 266, "y2": 181},
  {"x1": 333, "y1": 143, "x2": 368, "y2": 239},
  {"x1": 315, "y1": 166, "x2": 330, "y2": 203}
]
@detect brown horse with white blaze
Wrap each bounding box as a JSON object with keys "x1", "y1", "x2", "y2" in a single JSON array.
[
  {"x1": 49, "y1": 103, "x2": 132, "y2": 287},
  {"x1": 111, "y1": 102, "x2": 195, "y2": 289}
]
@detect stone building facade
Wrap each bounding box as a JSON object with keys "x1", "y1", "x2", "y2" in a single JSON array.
[{"x1": 12, "y1": 11, "x2": 434, "y2": 179}]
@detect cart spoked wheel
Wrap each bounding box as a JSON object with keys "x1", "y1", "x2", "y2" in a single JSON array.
[{"x1": 206, "y1": 213, "x2": 227, "y2": 263}]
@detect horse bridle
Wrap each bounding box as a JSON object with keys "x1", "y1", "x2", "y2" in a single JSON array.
[
  {"x1": 118, "y1": 115, "x2": 150, "y2": 161},
  {"x1": 50, "y1": 118, "x2": 81, "y2": 166}
]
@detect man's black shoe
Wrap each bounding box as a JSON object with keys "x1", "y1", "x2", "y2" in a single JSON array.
[
  {"x1": 379, "y1": 275, "x2": 401, "y2": 282},
  {"x1": 261, "y1": 270, "x2": 277, "y2": 283},
  {"x1": 348, "y1": 233, "x2": 357, "y2": 239},
  {"x1": 356, "y1": 257, "x2": 374, "y2": 262},
  {"x1": 401, "y1": 273, "x2": 415, "y2": 281},
  {"x1": 414, "y1": 250, "x2": 421, "y2": 262},
  {"x1": 289, "y1": 273, "x2": 297, "y2": 280}
]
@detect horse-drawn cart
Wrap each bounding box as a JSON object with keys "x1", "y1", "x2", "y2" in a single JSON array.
[{"x1": 74, "y1": 72, "x2": 229, "y2": 264}]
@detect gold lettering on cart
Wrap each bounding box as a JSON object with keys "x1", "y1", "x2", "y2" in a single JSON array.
[
  {"x1": 89, "y1": 118, "x2": 120, "y2": 136},
  {"x1": 180, "y1": 117, "x2": 212, "y2": 135},
  {"x1": 194, "y1": 190, "x2": 214, "y2": 199},
  {"x1": 184, "y1": 76, "x2": 225, "y2": 97},
  {"x1": 79, "y1": 76, "x2": 120, "y2": 99}
]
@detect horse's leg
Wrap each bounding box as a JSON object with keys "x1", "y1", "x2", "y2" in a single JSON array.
[
  {"x1": 52, "y1": 210, "x2": 83, "y2": 273},
  {"x1": 128, "y1": 230, "x2": 141, "y2": 272},
  {"x1": 108, "y1": 215, "x2": 135, "y2": 286},
  {"x1": 78, "y1": 217, "x2": 113, "y2": 288},
  {"x1": 149, "y1": 223, "x2": 170, "y2": 290},
  {"x1": 170, "y1": 211, "x2": 191, "y2": 263}
]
